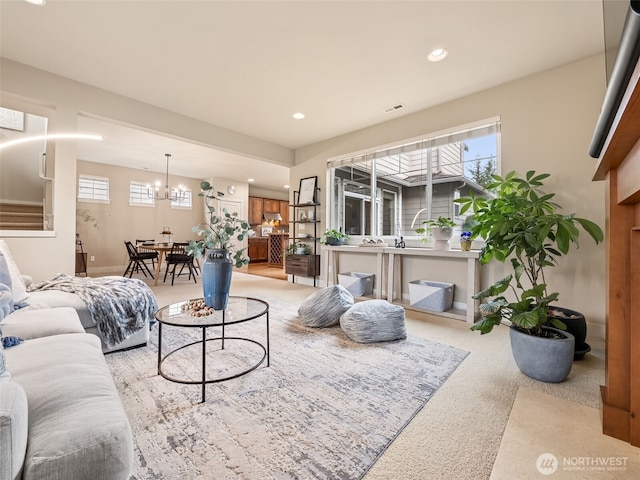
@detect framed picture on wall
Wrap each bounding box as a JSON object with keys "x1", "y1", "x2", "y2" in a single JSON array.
[{"x1": 298, "y1": 176, "x2": 318, "y2": 204}]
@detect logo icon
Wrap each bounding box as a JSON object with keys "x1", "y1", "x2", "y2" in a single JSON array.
[{"x1": 536, "y1": 453, "x2": 558, "y2": 475}]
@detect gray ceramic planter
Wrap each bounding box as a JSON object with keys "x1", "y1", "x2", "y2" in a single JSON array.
[{"x1": 509, "y1": 326, "x2": 575, "y2": 383}]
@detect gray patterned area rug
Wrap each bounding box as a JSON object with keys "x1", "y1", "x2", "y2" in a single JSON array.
[{"x1": 106, "y1": 297, "x2": 468, "y2": 480}]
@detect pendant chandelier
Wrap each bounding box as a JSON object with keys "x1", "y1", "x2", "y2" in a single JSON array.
[{"x1": 149, "y1": 153, "x2": 186, "y2": 202}]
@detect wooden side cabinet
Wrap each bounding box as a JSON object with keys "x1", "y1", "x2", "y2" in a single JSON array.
[{"x1": 285, "y1": 254, "x2": 320, "y2": 277}]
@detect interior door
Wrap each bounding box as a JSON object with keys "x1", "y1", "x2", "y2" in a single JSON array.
[{"x1": 219, "y1": 199, "x2": 246, "y2": 256}]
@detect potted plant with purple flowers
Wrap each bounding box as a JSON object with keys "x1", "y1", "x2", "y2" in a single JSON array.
[{"x1": 460, "y1": 231, "x2": 473, "y2": 251}]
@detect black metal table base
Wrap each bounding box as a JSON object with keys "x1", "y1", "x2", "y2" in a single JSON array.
[{"x1": 156, "y1": 298, "x2": 270, "y2": 403}]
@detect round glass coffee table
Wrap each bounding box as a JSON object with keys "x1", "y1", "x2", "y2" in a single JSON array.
[{"x1": 155, "y1": 296, "x2": 269, "y2": 403}]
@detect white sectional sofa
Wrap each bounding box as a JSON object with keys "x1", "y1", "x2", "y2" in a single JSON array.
[
  {"x1": 0, "y1": 307, "x2": 134, "y2": 480},
  {"x1": 0, "y1": 240, "x2": 155, "y2": 479},
  {"x1": 0, "y1": 240, "x2": 156, "y2": 353}
]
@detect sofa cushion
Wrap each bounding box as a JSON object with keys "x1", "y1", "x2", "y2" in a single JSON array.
[
  {"x1": 1, "y1": 307, "x2": 85, "y2": 340},
  {"x1": 18, "y1": 291, "x2": 93, "y2": 329},
  {"x1": 6, "y1": 334, "x2": 133, "y2": 480},
  {"x1": 340, "y1": 300, "x2": 407, "y2": 343},
  {"x1": 0, "y1": 241, "x2": 28, "y2": 304},
  {"x1": 298, "y1": 285, "x2": 354, "y2": 328},
  {"x1": 0, "y1": 381, "x2": 28, "y2": 480}
]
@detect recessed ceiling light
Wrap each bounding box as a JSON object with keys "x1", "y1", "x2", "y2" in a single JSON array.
[
  {"x1": 427, "y1": 48, "x2": 449, "y2": 62},
  {"x1": 292, "y1": 113, "x2": 305, "y2": 120},
  {"x1": 24, "y1": 0, "x2": 46, "y2": 5},
  {"x1": 248, "y1": 178, "x2": 255, "y2": 182}
]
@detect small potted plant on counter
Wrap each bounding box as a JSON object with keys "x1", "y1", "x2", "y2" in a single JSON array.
[
  {"x1": 321, "y1": 229, "x2": 349, "y2": 246},
  {"x1": 415, "y1": 216, "x2": 456, "y2": 250},
  {"x1": 460, "y1": 231, "x2": 473, "y2": 251}
]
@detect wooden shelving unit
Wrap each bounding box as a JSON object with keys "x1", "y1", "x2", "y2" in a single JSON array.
[{"x1": 287, "y1": 188, "x2": 320, "y2": 286}]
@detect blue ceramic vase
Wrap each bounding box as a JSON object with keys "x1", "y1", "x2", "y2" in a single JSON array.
[{"x1": 202, "y1": 248, "x2": 233, "y2": 310}]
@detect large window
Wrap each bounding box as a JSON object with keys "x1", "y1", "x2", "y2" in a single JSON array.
[{"x1": 328, "y1": 119, "x2": 500, "y2": 237}]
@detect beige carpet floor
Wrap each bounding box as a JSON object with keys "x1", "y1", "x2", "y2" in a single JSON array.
[
  {"x1": 143, "y1": 272, "x2": 611, "y2": 479},
  {"x1": 491, "y1": 388, "x2": 640, "y2": 479}
]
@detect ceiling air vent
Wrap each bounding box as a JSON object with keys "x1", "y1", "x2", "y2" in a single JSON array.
[{"x1": 383, "y1": 104, "x2": 405, "y2": 113}]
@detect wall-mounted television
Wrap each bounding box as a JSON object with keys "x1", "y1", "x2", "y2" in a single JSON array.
[{"x1": 589, "y1": 0, "x2": 640, "y2": 158}]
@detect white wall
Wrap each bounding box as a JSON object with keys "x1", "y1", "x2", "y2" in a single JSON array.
[{"x1": 294, "y1": 54, "x2": 608, "y2": 335}]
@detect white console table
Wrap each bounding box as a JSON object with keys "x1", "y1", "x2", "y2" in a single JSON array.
[{"x1": 323, "y1": 245, "x2": 481, "y2": 323}]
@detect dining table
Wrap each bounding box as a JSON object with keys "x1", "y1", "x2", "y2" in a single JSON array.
[
  {"x1": 139, "y1": 243, "x2": 173, "y2": 286},
  {"x1": 139, "y1": 242, "x2": 200, "y2": 286}
]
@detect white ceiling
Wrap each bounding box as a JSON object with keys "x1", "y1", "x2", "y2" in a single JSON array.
[{"x1": 0, "y1": 0, "x2": 606, "y2": 190}]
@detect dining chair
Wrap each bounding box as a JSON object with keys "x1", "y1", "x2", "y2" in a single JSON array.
[
  {"x1": 163, "y1": 242, "x2": 197, "y2": 285},
  {"x1": 135, "y1": 239, "x2": 159, "y2": 268},
  {"x1": 123, "y1": 241, "x2": 155, "y2": 279}
]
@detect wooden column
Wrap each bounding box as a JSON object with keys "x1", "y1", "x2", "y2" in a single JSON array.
[
  {"x1": 600, "y1": 169, "x2": 636, "y2": 442},
  {"x1": 593, "y1": 69, "x2": 640, "y2": 446},
  {"x1": 631, "y1": 227, "x2": 640, "y2": 446}
]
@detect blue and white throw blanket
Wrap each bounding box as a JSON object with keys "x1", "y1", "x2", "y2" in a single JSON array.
[{"x1": 28, "y1": 274, "x2": 158, "y2": 348}]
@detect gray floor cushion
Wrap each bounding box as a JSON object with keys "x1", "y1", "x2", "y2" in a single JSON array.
[
  {"x1": 340, "y1": 300, "x2": 407, "y2": 343},
  {"x1": 298, "y1": 285, "x2": 354, "y2": 327}
]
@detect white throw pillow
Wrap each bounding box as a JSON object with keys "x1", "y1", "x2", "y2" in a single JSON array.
[{"x1": 0, "y1": 240, "x2": 28, "y2": 304}]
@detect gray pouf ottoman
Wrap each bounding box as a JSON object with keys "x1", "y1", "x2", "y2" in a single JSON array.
[
  {"x1": 340, "y1": 300, "x2": 407, "y2": 343},
  {"x1": 298, "y1": 285, "x2": 354, "y2": 328}
]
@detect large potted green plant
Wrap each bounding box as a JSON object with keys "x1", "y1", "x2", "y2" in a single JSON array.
[
  {"x1": 455, "y1": 170, "x2": 603, "y2": 382},
  {"x1": 186, "y1": 181, "x2": 250, "y2": 310}
]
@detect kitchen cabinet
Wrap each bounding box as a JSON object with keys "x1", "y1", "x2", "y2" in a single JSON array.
[
  {"x1": 279, "y1": 200, "x2": 289, "y2": 226},
  {"x1": 249, "y1": 197, "x2": 264, "y2": 225},
  {"x1": 263, "y1": 198, "x2": 280, "y2": 214},
  {"x1": 249, "y1": 196, "x2": 289, "y2": 226},
  {"x1": 248, "y1": 237, "x2": 268, "y2": 262}
]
